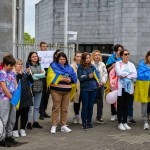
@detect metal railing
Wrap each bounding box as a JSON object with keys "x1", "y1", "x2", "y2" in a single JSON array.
[{"x1": 14, "y1": 43, "x2": 75, "y2": 65}]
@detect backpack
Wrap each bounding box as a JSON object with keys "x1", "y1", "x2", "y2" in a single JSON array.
[{"x1": 109, "y1": 62, "x2": 122, "y2": 91}]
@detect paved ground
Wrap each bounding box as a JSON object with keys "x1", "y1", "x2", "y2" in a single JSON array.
[{"x1": 1, "y1": 96, "x2": 150, "y2": 150}]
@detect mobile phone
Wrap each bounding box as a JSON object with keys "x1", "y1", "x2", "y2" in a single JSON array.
[
  {"x1": 64, "y1": 74, "x2": 69, "y2": 78},
  {"x1": 26, "y1": 62, "x2": 30, "y2": 68}
]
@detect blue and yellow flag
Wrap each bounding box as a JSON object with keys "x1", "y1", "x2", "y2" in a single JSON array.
[
  {"x1": 93, "y1": 70, "x2": 100, "y2": 83},
  {"x1": 134, "y1": 59, "x2": 150, "y2": 103},
  {"x1": 46, "y1": 62, "x2": 77, "y2": 101},
  {"x1": 10, "y1": 81, "x2": 21, "y2": 109},
  {"x1": 46, "y1": 66, "x2": 63, "y2": 88}
]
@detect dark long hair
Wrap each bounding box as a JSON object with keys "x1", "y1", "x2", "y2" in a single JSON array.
[
  {"x1": 120, "y1": 49, "x2": 129, "y2": 57},
  {"x1": 55, "y1": 52, "x2": 68, "y2": 65},
  {"x1": 80, "y1": 52, "x2": 91, "y2": 68},
  {"x1": 53, "y1": 49, "x2": 63, "y2": 62},
  {"x1": 145, "y1": 51, "x2": 150, "y2": 64},
  {"x1": 27, "y1": 52, "x2": 40, "y2": 65}
]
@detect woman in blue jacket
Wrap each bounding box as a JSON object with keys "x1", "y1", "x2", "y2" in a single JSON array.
[{"x1": 77, "y1": 52, "x2": 100, "y2": 130}]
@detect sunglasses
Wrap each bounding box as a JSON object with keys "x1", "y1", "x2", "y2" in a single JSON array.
[{"x1": 124, "y1": 53, "x2": 130, "y2": 56}]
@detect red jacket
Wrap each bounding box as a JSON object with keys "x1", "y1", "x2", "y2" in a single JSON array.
[{"x1": 0, "y1": 62, "x2": 3, "y2": 70}]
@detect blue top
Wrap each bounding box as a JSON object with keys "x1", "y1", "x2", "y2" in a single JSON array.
[
  {"x1": 77, "y1": 64, "x2": 100, "y2": 91},
  {"x1": 106, "y1": 54, "x2": 122, "y2": 66},
  {"x1": 137, "y1": 59, "x2": 150, "y2": 81}
]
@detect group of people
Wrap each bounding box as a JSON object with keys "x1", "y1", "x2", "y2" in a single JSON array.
[{"x1": 0, "y1": 42, "x2": 150, "y2": 147}]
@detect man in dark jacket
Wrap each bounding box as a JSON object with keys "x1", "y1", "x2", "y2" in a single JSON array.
[{"x1": 39, "y1": 41, "x2": 51, "y2": 120}]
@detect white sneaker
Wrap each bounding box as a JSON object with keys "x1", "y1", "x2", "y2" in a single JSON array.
[
  {"x1": 13, "y1": 130, "x2": 19, "y2": 138},
  {"x1": 110, "y1": 115, "x2": 116, "y2": 121},
  {"x1": 123, "y1": 123, "x2": 131, "y2": 130},
  {"x1": 61, "y1": 125, "x2": 72, "y2": 133},
  {"x1": 20, "y1": 129, "x2": 26, "y2": 137},
  {"x1": 77, "y1": 118, "x2": 82, "y2": 124},
  {"x1": 51, "y1": 126, "x2": 57, "y2": 134},
  {"x1": 118, "y1": 123, "x2": 126, "y2": 131},
  {"x1": 73, "y1": 117, "x2": 78, "y2": 124},
  {"x1": 144, "y1": 123, "x2": 149, "y2": 130}
]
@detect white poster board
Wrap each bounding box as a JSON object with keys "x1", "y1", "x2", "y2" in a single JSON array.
[{"x1": 37, "y1": 50, "x2": 55, "y2": 68}]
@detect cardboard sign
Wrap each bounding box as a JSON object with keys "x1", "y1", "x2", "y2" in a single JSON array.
[{"x1": 37, "y1": 50, "x2": 55, "y2": 68}]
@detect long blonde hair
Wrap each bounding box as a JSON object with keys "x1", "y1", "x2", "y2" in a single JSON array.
[
  {"x1": 91, "y1": 50, "x2": 102, "y2": 62},
  {"x1": 14, "y1": 59, "x2": 23, "y2": 74}
]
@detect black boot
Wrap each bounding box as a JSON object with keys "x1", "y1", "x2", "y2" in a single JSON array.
[
  {"x1": 0, "y1": 139, "x2": 12, "y2": 147},
  {"x1": 27, "y1": 122, "x2": 32, "y2": 130},
  {"x1": 82, "y1": 123, "x2": 87, "y2": 131},
  {"x1": 44, "y1": 112, "x2": 51, "y2": 118},
  {"x1": 87, "y1": 123, "x2": 93, "y2": 129},
  {"x1": 32, "y1": 122, "x2": 43, "y2": 129},
  {"x1": 5, "y1": 137, "x2": 18, "y2": 146}
]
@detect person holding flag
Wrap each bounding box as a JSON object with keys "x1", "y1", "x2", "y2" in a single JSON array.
[
  {"x1": 0, "y1": 55, "x2": 19, "y2": 147},
  {"x1": 77, "y1": 52, "x2": 100, "y2": 130},
  {"x1": 134, "y1": 51, "x2": 150, "y2": 130},
  {"x1": 47, "y1": 52, "x2": 77, "y2": 134},
  {"x1": 13, "y1": 59, "x2": 33, "y2": 138}
]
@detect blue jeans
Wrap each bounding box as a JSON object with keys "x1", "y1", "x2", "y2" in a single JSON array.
[
  {"x1": 28, "y1": 91, "x2": 42, "y2": 122},
  {"x1": 81, "y1": 90, "x2": 97, "y2": 125}
]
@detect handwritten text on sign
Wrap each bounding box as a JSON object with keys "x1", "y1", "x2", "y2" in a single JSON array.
[{"x1": 37, "y1": 51, "x2": 55, "y2": 68}]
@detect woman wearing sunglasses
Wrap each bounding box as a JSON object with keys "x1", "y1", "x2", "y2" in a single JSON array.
[{"x1": 115, "y1": 49, "x2": 137, "y2": 131}]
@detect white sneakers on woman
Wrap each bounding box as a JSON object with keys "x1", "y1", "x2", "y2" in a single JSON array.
[
  {"x1": 61, "y1": 125, "x2": 72, "y2": 132},
  {"x1": 20, "y1": 129, "x2": 27, "y2": 136},
  {"x1": 13, "y1": 129, "x2": 26, "y2": 137},
  {"x1": 118, "y1": 123, "x2": 131, "y2": 130},
  {"x1": 51, "y1": 126, "x2": 57, "y2": 134},
  {"x1": 123, "y1": 123, "x2": 131, "y2": 130},
  {"x1": 144, "y1": 123, "x2": 149, "y2": 130},
  {"x1": 51, "y1": 125, "x2": 72, "y2": 134},
  {"x1": 13, "y1": 130, "x2": 19, "y2": 138}
]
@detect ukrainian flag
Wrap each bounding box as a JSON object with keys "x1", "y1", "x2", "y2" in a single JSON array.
[
  {"x1": 10, "y1": 81, "x2": 21, "y2": 110},
  {"x1": 46, "y1": 66, "x2": 63, "y2": 88},
  {"x1": 93, "y1": 70, "x2": 100, "y2": 83},
  {"x1": 46, "y1": 64, "x2": 77, "y2": 101},
  {"x1": 134, "y1": 59, "x2": 150, "y2": 103}
]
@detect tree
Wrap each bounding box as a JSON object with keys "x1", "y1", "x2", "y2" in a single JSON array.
[{"x1": 24, "y1": 32, "x2": 35, "y2": 44}]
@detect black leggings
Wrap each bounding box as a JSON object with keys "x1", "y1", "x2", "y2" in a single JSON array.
[
  {"x1": 14, "y1": 107, "x2": 29, "y2": 130},
  {"x1": 74, "y1": 96, "x2": 82, "y2": 115}
]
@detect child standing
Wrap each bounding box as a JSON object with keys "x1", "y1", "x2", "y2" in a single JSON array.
[
  {"x1": 0, "y1": 55, "x2": 18, "y2": 147},
  {"x1": 13, "y1": 59, "x2": 33, "y2": 137}
]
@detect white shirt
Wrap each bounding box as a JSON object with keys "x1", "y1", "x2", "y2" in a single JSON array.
[{"x1": 115, "y1": 60, "x2": 137, "y2": 96}]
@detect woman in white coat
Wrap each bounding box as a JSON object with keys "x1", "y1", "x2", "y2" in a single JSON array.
[
  {"x1": 115, "y1": 49, "x2": 137, "y2": 131},
  {"x1": 71, "y1": 51, "x2": 82, "y2": 124},
  {"x1": 91, "y1": 50, "x2": 108, "y2": 123}
]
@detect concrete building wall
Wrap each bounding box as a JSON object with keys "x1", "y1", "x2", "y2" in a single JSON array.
[
  {"x1": 35, "y1": 0, "x2": 114, "y2": 45},
  {"x1": 0, "y1": 0, "x2": 24, "y2": 60},
  {"x1": 35, "y1": 0, "x2": 150, "y2": 62},
  {"x1": 35, "y1": 0, "x2": 54, "y2": 43},
  {"x1": 0, "y1": 0, "x2": 13, "y2": 59},
  {"x1": 137, "y1": 1, "x2": 150, "y2": 59}
]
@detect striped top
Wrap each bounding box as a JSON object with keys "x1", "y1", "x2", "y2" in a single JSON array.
[{"x1": 50, "y1": 81, "x2": 72, "y2": 92}]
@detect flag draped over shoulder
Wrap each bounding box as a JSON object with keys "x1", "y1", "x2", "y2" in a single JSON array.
[
  {"x1": 93, "y1": 70, "x2": 100, "y2": 83},
  {"x1": 106, "y1": 54, "x2": 122, "y2": 66},
  {"x1": 134, "y1": 59, "x2": 150, "y2": 103},
  {"x1": 46, "y1": 62, "x2": 77, "y2": 100},
  {"x1": 10, "y1": 81, "x2": 21, "y2": 109}
]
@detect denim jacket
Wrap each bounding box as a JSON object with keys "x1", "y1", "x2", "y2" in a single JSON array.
[{"x1": 77, "y1": 64, "x2": 100, "y2": 91}]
